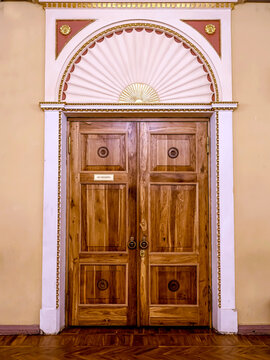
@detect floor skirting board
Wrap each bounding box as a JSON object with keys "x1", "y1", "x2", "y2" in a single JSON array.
[
  {"x1": 238, "y1": 325, "x2": 270, "y2": 335},
  {"x1": 0, "y1": 325, "x2": 40, "y2": 335}
]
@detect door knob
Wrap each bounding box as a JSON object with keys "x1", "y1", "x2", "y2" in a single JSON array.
[
  {"x1": 139, "y1": 237, "x2": 149, "y2": 249},
  {"x1": 128, "y1": 237, "x2": 137, "y2": 250}
]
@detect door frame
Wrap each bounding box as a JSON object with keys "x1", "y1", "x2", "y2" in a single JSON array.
[{"x1": 39, "y1": 103, "x2": 238, "y2": 334}]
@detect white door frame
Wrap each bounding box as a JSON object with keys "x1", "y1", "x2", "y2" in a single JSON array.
[
  {"x1": 39, "y1": 102, "x2": 237, "y2": 334},
  {"x1": 39, "y1": 2, "x2": 238, "y2": 334}
]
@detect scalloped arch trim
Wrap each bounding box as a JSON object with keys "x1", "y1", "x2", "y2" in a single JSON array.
[{"x1": 59, "y1": 23, "x2": 218, "y2": 103}]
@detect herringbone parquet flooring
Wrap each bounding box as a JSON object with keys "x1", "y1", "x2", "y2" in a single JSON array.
[{"x1": 0, "y1": 327, "x2": 270, "y2": 360}]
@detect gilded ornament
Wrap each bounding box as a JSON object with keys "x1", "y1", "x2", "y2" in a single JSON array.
[
  {"x1": 40, "y1": 2, "x2": 235, "y2": 10},
  {"x1": 119, "y1": 83, "x2": 160, "y2": 103},
  {"x1": 205, "y1": 24, "x2": 216, "y2": 35},
  {"x1": 60, "y1": 24, "x2": 71, "y2": 35}
]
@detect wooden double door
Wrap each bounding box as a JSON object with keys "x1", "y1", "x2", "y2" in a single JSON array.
[{"x1": 68, "y1": 120, "x2": 210, "y2": 326}]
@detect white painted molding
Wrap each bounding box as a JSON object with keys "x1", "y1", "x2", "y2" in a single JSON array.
[
  {"x1": 217, "y1": 308, "x2": 238, "y2": 333},
  {"x1": 40, "y1": 102, "x2": 238, "y2": 112},
  {"x1": 218, "y1": 110, "x2": 237, "y2": 333},
  {"x1": 40, "y1": 110, "x2": 61, "y2": 334},
  {"x1": 210, "y1": 110, "x2": 238, "y2": 334}
]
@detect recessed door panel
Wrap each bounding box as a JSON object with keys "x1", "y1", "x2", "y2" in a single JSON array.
[
  {"x1": 80, "y1": 133, "x2": 126, "y2": 171},
  {"x1": 81, "y1": 184, "x2": 127, "y2": 252},
  {"x1": 150, "y1": 265, "x2": 197, "y2": 305},
  {"x1": 150, "y1": 133, "x2": 196, "y2": 172},
  {"x1": 79, "y1": 265, "x2": 127, "y2": 304},
  {"x1": 150, "y1": 184, "x2": 197, "y2": 252}
]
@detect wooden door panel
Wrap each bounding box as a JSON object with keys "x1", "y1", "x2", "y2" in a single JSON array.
[
  {"x1": 79, "y1": 265, "x2": 127, "y2": 304},
  {"x1": 139, "y1": 121, "x2": 209, "y2": 326},
  {"x1": 149, "y1": 307, "x2": 198, "y2": 326},
  {"x1": 81, "y1": 184, "x2": 127, "y2": 252},
  {"x1": 150, "y1": 134, "x2": 196, "y2": 172},
  {"x1": 150, "y1": 184, "x2": 197, "y2": 252},
  {"x1": 77, "y1": 307, "x2": 128, "y2": 326},
  {"x1": 150, "y1": 265, "x2": 197, "y2": 305},
  {"x1": 69, "y1": 121, "x2": 137, "y2": 326},
  {"x1": 80, "y1": 133, "x2": 126, "y2": 171}
]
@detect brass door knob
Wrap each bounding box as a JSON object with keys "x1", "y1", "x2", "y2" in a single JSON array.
[
  {"x1": 139, "y1": 237, "x2": 149, "y2": 249},
  {"x1": 128, "y1": 237, "x2": 137, "y2": 250}
]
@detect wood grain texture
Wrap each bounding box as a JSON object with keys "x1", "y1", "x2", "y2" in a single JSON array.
[
  {"x1": 145, "y1": 122, "x2": 210, "y2": 326},
  {"x1": 1, "y1": 328, "x2": 270, "y2": 360},
  {"x1": 150, "y1": 266, "x2": 197, "y2": 305},
  {"x1": 68, "y1": 120, "x2": 209, "y2": 326},
  {"x1": 68, "y1": 122, "x2": 137, "y2": 326}
]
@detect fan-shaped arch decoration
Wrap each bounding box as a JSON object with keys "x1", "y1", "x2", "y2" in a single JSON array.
[{"x1": 60, "y1": 23, "x2": 217, "y2": 103}]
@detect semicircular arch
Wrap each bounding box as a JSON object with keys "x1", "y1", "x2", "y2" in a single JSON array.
[{"x1": 59, "y1": 22, "x2": 219, "y2": 103}]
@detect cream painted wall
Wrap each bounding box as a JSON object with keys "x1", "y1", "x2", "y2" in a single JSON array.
[
  {"x1": 0, "y1": 1, "x2": 269, "y2": 326},
  {"x1": 0, "y1": 2, "x2": 44, "y2": 324},
  {"x1": 232, "y1": 3, "x2": 270, "y2": 325}
]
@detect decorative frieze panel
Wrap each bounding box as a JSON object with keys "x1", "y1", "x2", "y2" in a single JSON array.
[
  {"x1": 182, "y1": 20, "x2": 221, "y2": 56},
  {"x1": 56, "y1": 19, "x2": 95, "y2": 58}
]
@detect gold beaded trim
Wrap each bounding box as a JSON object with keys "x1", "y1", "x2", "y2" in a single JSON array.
[
  {"x1": 216, "y1": 110, "x2": 221, "y2": 308},
  {"x1": 58, "y1": 23, "x2": 219, "y2": 102},
  {"x1": 40, "y1": 2, "x2": 235, "y2": 9},
  {"x1": 56, "y1": 111, "x2": 62, "y2": 309}
]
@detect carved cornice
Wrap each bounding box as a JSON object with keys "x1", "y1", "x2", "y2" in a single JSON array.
[{"x1": 39, "y1": 101, "x2": 238, "y2": 112}]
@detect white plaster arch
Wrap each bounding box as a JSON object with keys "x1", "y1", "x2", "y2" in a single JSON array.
[
  {"x1": 45, "y1": 14, "x2": 230, "y2": 102},
  {"x1": 40, "y1": 5, "x2": 237, "y2": 335},
  {"x1": 59, "y1": 23, "x2": 218, "y2": 103}
]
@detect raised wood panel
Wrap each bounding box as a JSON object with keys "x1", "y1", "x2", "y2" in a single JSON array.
[
  {"x1": 149, "y1": 306, "x2": 198, "y2": 325},
  {"x1": 150, "y1": 134, "x2": 196, "y2": 172},
  {"x1": 80, "y1": 133, "x2": 126, "y2": 171},
  {"x1": 150, "y1": 184, "x2": 197, "y2": 252},
  {"x1": 81, "y1": 184, "x2": 126, "y2": 252},
  {"x1": 150, "y1": 266, "x2": 197, "y2": 305},
  {"x1": 78, "y1": 307, "x2": 127, "y2": 326},
  {"x1": 79, "y1": 265, "x2": 127, "y2": 305},
  {"x1": 79, "y1": 253, "x2": 128, "y2": 263},
  {"x1": 150, "y1": 253, "x2": 198, "y2": 264}
]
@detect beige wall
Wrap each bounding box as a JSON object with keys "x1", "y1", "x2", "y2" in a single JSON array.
[
  {"x1": 232, "y1": 3, "x2": 270, "y2": 325},
  {"x1": 0, "y1": 2, "x2": 44, "y2": 324},
  {"x1": 0, "y1": 1, "x2": 270, "y2": 326}
]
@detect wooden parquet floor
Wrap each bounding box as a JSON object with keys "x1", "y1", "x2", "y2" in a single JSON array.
[{"x1": 0, "y1": 327, "x2": 270, "y2": 360}]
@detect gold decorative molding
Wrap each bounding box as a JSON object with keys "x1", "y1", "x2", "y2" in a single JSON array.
[
  {"x1": 205, "y1": 23, "x2": 216, "y2": 35},
  {"x1": 215, "y1": 110, "x2": 221, "y2": 308},
  {"x1": 56, "y1": 111, "x2": 62, "y2": 309},
  {"x1": 39, "y1": 2, "x2": 235, "y2": 9},
  {"x1": 58, "y1": 22, "x2": 219, "y2": 102},
  {"x1": 59, "y1": 24, "x2": 71, "y2": 35}
]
